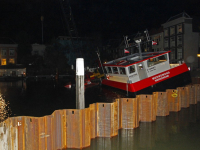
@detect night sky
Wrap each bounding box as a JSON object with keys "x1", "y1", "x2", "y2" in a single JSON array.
[{"x1": 0, "y1": 0, "x2": 200, "y2": 44}]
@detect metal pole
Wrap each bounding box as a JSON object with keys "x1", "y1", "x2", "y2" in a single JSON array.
[
  {"x1": 41, "y1": 16, "x2": 44, "y2": 44},
  {"x1": 76, "y1": 58, "x2": 85, "y2": 109},
  {"x1": 135, "y1": 39, "x2": 142, "y2": 59},
  {"x1": 96, "y1": 50, "x2": 106, "y2": 79}
]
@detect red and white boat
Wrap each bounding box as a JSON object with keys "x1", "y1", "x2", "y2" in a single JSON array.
[{"x1": 102, "y1": 50, "x2": 191, "y2": 97}]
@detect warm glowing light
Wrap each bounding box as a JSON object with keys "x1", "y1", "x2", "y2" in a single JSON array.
[
  {"x1": 197, "y1": 54, "x2": 200, "y2": 57},
  {"x1": 0, "y1": 94, "x2": 11, "y2": 123}
]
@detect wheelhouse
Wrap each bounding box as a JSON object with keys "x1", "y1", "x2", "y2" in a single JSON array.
[{"x1": 104, "y1": 51, "x2": 171, "y2": 84}]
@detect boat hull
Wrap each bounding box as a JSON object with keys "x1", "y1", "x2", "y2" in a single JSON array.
[{"x1": 102, "y1": 64, "x2": 191, "y2": 97}]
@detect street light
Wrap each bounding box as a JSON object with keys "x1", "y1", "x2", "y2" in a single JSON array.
[{"x1": 41, "y1": 16, "x2": 44, "y2": 44}]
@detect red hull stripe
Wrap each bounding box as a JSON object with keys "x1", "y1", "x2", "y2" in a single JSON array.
[{"x1": 102, "y1": 63, "x2": 189, "y2": 92}]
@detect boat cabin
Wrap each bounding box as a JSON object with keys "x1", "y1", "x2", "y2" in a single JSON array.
[{"x1": 103, "y1": 51, "x2": 172, "y2": 84}]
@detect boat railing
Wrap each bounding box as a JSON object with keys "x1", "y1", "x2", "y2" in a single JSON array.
[
  {"x1": 169, "y1": 59, "x2": 184, "y2": 68},
  {"x1": 169, "y1": 59, "x2": 184, "y2": 64}
]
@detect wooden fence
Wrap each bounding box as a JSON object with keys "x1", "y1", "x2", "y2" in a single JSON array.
[{"x1": 0, "y1": 84, "x2": 200, "y2": 149}]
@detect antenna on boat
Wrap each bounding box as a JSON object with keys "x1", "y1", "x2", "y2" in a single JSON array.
[
  {"x1": 96, "y1": 47, "x2": 106, "y2": 79},
  {"x1": 124, "y1": 35, "x2": 130, "y2": 48},
  {"x1": 135, "y1": 39, "x2": 142, "y2": 59},
  {"x1": 144, "y1": 29, "x2": 150, "y2": 42}
]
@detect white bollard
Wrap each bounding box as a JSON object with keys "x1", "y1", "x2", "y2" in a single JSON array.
[{"x1": 76, "y1": 58, "x2": 85, "y2": 109}]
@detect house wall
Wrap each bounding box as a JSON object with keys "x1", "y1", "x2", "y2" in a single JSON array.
[
  {"x1": 184, "y1": 23, "x2": 199, "y2": 69},
  {"x1": 0, "y1": 44, "x2": 18, "y2": 66},
  {"x1": 31, "y1": 44, "x2": 46, "y2": 56},
  {"x1": 0, "y1": 68, "x2": 26, "y2": 77}
]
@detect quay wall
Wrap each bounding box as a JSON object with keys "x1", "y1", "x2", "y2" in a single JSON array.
[{"x1": 0, "y1": 83, "x2": 200, "y2": 149}]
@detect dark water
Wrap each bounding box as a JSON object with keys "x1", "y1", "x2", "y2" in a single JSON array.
[
  {"x1": 0, "y1": 80, "x2": 126, "y2": 117},
  {"x1": 1, "y1": 80, "x2": 200, "y2": 150}
]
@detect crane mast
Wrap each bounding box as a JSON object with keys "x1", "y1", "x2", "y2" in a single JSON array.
[{"x1": 59, "y1": 0, "x2": 81, "y2": 61}]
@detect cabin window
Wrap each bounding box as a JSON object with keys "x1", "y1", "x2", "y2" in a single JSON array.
[
  {"x1": 128, "y1": 65, "x2": 135, "y2": 74},
  {"x1": 147, "y1": 54, "x2": 167, "y2": 67},
  {"x1": 112, "y1": 67, "x2": 119, "y2": 74},
  {"x1": 119, "y1": 67, "x2": 126, "y2": 75},
  {"x1": 106, "y1": 67, "x2": 112, "y2": 73}
]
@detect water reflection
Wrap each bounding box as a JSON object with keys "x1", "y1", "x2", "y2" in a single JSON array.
[
  {"x1": 83, "y1": 104, "x2": 200, "y2": 150},
  {"x1": 0, "y1": 80, "x2": 127, "y2": 117}
]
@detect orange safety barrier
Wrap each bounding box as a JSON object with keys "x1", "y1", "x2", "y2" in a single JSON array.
[
  {"x1": 166, "y1": 89, "x2": 181, "y2": 112},
  {"x1": 120, "y1": 98, "x2": 139, "y2": 129},
  {"x1": 153, "y1": 92, "x2": 169, "y2": 116},
  {"x1": 65, "y1": 109, "x2": 90, "y2": 149},
  {"x1": 114, "y1": 99, "x2": 121, "y2": 129},
  {"x1": 186, "y1": 84, "x2": 196, "y2": 104},
  {"x1": 194, "y1": 84, "x2": 200, "y2": 102},
  {"x1": 89, "y1": 103, "x2": 96, "y2": 139},
  {"x1": 1, "y1": 84, "x2": 200, "y2": 149},
  {"x1": 137, "y1": 95, "x2": 156, "y2": 122},
  {"x1": 96, "y1": 102, "x2": 118, "y2": 137},
  {"x1": 177, "y1": 87, "x2": 190, "y2": 108}
]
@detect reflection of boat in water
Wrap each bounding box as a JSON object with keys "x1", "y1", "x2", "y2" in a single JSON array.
[
  {"x1": 64, "y1": 78, "x2": 99, "y2": 90},
  {"x1": 102, "y1": 43, "x2": 191, "y2": 97}
]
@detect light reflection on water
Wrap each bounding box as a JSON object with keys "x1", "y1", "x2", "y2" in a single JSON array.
[
  {"x1": 83, "y1": 105, "x2": 200, "y2": 150},
  {"x1": 0, "y1": 81, "x2": 200, "y2": 149}
]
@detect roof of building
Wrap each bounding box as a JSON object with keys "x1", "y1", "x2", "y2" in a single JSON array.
[{"x1": 166, "y1": 12, "x2": 191, "y2": 23}]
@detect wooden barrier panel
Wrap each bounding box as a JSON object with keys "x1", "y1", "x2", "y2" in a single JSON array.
[
  {"x1": 96, "y1": 103, "x2": 118, "y2": 137},
  {"x1": 8, "y1": 117, "x2": 18, "y2": 150},
  {"x1": 0, "y1": 117, "x2": 17, "y2": 150},
  {"x1": 1, "y1": 84, "x2": 200, "y2": 149},
  {"x1": 166, "y1": 89, "x2": 181, "y2": 112},
  {"x1": 65, "y1": 109, "x2": 91, "y2": 149},
  {"x1": 89, "y1": 103, "x2": 96, "y2": 139},
  {"x1": 137, "y1": 95, "x2": 156, "y2": 122},
  {"x1": 194, "y1": 84, "x2": 200, "y2": 102},
  {"x1": 153, "y1": 92, "x2": 169, "y2": 116},
  {"x1": 113, "y1": 101, "x2": 119, "y2": 136},
  {"x1": 120, "y1": 98, "x2": 139, "y2": 129},
  {"x1": 115, "y1": 99, "x2": 121, "y2": 130},
  {"x1": 177, "y1": 87, "x2": 189, "y2": 108},
  {"x1": 186, "y1": 85, "x2": 196, "y2": 104},
  {"x1": 52, "y1": 110, "x2": 63, "y2": 150},
  {"x1": 44, "y1": 115, "x2": 53, "y2": 150}
]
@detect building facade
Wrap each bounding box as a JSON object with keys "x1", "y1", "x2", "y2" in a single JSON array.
[
  {"x1": 0, "y1": 44, "x2": 18, "y2": 66},
  {"x1": 161, "y1": 12, "x2": 199, "y2": 70}
]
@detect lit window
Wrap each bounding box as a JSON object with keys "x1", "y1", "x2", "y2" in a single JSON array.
[
  {"x1": 177, "y1": 24, "x2": 182, "y2": 34},
  {"x1": 1, "y1": 59, "x2": 6, "y2": 65},
  {"x1": 9, "y1": 58, "x2": 15, "y2": 64},
  {"x1": 147, "y1": 54, "x2": 167, "y2": 67},
  {"x1": 9, "y1": 49, "x2": 15, "y2": 56},
  {"x1": 1, "y1": 49, "x2": 7, "y2": 56}
]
